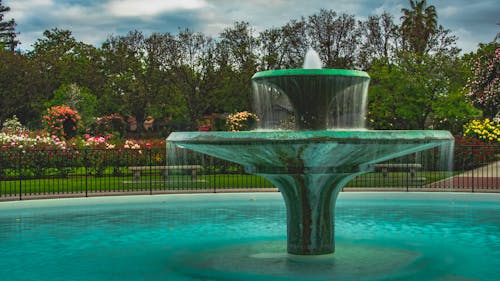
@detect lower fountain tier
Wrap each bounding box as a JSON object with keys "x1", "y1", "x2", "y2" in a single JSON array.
[{"x1": 167, "y1": 130, "x2": 454, "y2": 255}]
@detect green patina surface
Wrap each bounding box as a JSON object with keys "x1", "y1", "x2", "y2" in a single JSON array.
[
  {"x1": 252, "y1": 68, "x2": 370, "y2": 79},
  {"x1": 168, "y1": 130, "x2": 454, "y2": 144}
]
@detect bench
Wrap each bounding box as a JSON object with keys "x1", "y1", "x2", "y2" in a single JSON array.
[
  {"x1": 374, "y1": 163, "x2": 423, "y2": 179},
  {"x1": 128, "y1": 165, "x2": 203, "y2": 182}
]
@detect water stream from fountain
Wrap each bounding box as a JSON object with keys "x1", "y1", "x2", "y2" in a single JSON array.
[{"x1": 303, "y1": 48, "x2": 323, "y2": 69}]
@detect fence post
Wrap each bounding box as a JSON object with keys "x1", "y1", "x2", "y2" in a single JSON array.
[
  {"x1": 84, "y1": 149, "x2": 88, "y2": 197},
  {"x1": 471, "y1": 146, "x2": 475, "y2": 193},
  {"x1": 212, "y1": 157, "x2": 216, "y2": 193},
  {"x1": 405, "y1": 162, "x2": 409, "y2": 192},
  {"x1": 149, "y1": 148, "x2": 153, "y2": 195},
  {"x1": 18, "y1": 150, "x2": 22, "y2": 200}
]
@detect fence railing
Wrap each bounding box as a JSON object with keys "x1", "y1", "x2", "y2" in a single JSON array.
[{"x1": 1, "y1": 144, "x2": 499, "y2": 200}]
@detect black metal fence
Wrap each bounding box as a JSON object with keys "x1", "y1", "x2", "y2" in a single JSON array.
[{"x1": 1, "y1": 144, "x2": 499, "y2": 200}]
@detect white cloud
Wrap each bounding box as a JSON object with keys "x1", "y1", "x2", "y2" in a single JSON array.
[
  {"x1": 440, "y1": 6, "x2": 460, "y2": 18},
  {"x1": 107, "y1": 0, "x2": 208, "y2": 17},
  {"x1": 7, "y1": 0, "x2": 54, "y2": 22}
]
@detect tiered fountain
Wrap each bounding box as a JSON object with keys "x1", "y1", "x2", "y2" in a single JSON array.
[{"x1": 167, "y1": 50, "x2": 453, "y2": 256}]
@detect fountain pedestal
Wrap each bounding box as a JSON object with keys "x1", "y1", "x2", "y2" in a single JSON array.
[{"x1": 267, "y1": 173, "x2": 358, "y2": 255}]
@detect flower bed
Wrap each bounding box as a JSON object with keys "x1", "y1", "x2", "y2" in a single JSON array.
[{"x1": 0, "y1": 131, "x2": 166, "y2": 178}]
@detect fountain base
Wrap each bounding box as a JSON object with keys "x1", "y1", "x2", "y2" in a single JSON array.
[{"x1": 172, "y1": 240, "x2": 421, "y2": 281}]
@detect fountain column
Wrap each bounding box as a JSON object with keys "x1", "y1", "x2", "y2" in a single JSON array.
[{"x1": 264, "y1": 173, "x2": 359, "y2": 255}]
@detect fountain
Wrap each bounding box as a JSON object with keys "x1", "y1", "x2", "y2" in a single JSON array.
[{"x1": 166, "y1": 50, "x2": 454, "y2": 256}]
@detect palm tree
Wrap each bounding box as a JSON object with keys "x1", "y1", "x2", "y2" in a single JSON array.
[{"x1": 400, "y1": 0, "x2": 437, "y2": 55}]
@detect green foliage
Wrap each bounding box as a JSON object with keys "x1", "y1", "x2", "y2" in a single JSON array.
[
  {"x1": 367, "y1": 60, "x2": 419, "y2": 129},
  {"x1": 427, "y1": 54, "x2": 482, "y2": 134},
  {"x1": 431, "y1": 90, "x2": 481, "y2": 134},
  {"x1": 46, "y1": 83, "x2": 98, "y2": 124},
  {"x1": 0, "y1": 49, "x2": 48, "y2": 128},
  {"x1": 30, "y1": 29, "x2": 105, "y2": 111},
  {"x1": 368, "y1": 49, "x2": 470, "y2": 131}
]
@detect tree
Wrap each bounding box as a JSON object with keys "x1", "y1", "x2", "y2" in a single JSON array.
[
  {"x1": 465, "y1": 41, "x2": 499, "y2": 119},
  {"x1": 429, "y1": 54, "x2": 482, "y2": 134},
  {"x1": 367, "y1": 60, "x2": 412, "y2": 129},
  {"x1": 367, "y1": 2, "x2": 468, "y2": 131},
  {"x1": 45, "y1": 83, "x2": 98, "y2": 126},
  {"x1": 358, "y1": 12, "x2": 398, "y2": 69},
  {"x1": 0, "y1": 0, "x2": 19, "y2": 51},
  {"x1": 307, "y1": 9, "x2": 361, "y2": 68},
  {"x1": 218, "y1": 22, "x2": 258, "y2": 71},
  {"x1": 29, "y1": 28, "x2": 104, "y2": 102},
  {"x1": 0, "y1": 49, "x2": 48, "y2": 128},
  {"x1": 258, "y1": 19, "x2": 309, "y2": 70},
  {"x1": 100, "y1": 30, "x2": 149, "y2": 123},
  {"x1": 143, "y1": 32, "x2": 186, "y2": 121},
  {"x1": 216, "y1": 22, "x2": 258, "y2": 112},
  {"x1": 400, "y1": 0, "x2": 437, "y2": 56},
  {"x1": 368, "y1": 51, "x2": 470, "y2": 131},
  {"x1": 173, "y1": 29, "x2": 221, "y2": 124}
]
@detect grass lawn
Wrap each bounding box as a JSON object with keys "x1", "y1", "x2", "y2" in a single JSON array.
[
  {"x1": 0, "y1": 170, "x2": 455, "y2": 196},
  {"x1": 345, "y1": 171, "x2": 457, "y2": 187},
  {"x1": 0, "y1": 174, "x2": 273, "y2": 196}
]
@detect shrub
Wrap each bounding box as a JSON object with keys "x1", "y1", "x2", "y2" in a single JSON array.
[
  {"x1": 42, "y1": 105, "x2": 81, "y2": 139},
  {"x1": 0, "y1": 131, "x2": 74, "y2": 177},
  {"x1": 463, "y1": 118, "x2": 500, "y2": 143},
  {"x1": 465, "y1": 44, "x2": 499, "y2": 119},
  {"x1": 197, "y1": 113, "x2": 226, "y2": 131},
  {"x1": 453, "y1": 136, "x2": 498, "y2": 170},
  {"x1": 1, "y1": 115, "x2": 26, "y2": 134},
  {"x1": 226, "y1": 111, "x2": 259, "y2": 131},
  {"x1": 86, "y1": 114, "x2": 126, "y2": 137}
]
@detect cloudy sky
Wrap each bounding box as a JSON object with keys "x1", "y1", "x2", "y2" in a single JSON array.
[{"x1": 5, "y1": 0, "x2": 499, "y2": 53}]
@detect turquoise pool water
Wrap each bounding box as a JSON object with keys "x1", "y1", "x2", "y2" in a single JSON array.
[{"x1": 0, "y1": 192, "x2": 499, "y2": 281}]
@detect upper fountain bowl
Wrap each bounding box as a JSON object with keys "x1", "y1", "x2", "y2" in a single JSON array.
[
  {"x1": 252, "y1": 69, "x2": 370, "y2": 79},
  {"x1": 252, "y1": 68, "x2": 370, "y2": 131}
]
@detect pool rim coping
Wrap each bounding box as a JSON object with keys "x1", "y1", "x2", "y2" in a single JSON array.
[{"x1": 1, "y1": 191, "x2": 499, "y2": 210}]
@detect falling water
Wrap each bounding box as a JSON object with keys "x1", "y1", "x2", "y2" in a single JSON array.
[{"x1": 253, "y1": 50, "x2": 370, "y2": 130}]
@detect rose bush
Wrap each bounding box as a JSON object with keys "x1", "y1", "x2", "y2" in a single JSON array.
[
  {"x1": 453, "y1": 136, "x2": 498, "y2": 170},
  {"x1": 0, "y1": 130, "x2": 166, "y2": 178},
  {"x1": 42, "y1": 105, "x2": 81, "y2": 139}
]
